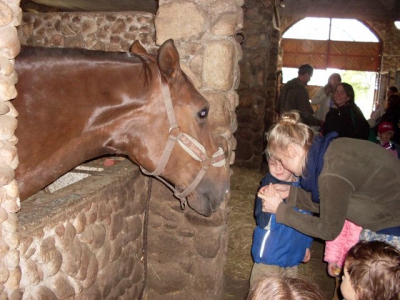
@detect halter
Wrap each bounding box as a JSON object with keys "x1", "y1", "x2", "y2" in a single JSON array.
[{"x1": 140, "y1": 70, "x2": 226, "y2": 209}]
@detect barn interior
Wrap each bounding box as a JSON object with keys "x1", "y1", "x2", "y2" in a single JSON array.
[
  {"x1": 0, "y1": 0, "x2": 399, "y2": 299},
  {"x1": 17, "y1": 0, "x2": 400, "y2": 168}
]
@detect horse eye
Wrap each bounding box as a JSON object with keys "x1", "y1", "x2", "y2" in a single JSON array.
[{"x1": 198, "y1": 108, "x2": 208, "y2": 119}]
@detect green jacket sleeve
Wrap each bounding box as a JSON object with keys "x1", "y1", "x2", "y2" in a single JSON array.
[
  {"x1": 284, "y1": 185, "x2": 320, "y2": 213},
  {"x1": 276, "y1": 175, "x2": 354, "y2": 240}
]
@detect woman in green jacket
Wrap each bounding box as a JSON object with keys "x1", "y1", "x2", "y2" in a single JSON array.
[{"x1": 258, "y1": 111, "x2": 400, "y2": 248}]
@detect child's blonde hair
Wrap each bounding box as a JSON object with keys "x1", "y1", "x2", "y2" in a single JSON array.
[
  {"x1": 345, "y1": 241, "x2": 400, "y2": 300},
  {"x1": 266, "y1": 111, "x2": 314, "y2": 164},
  {"x1": 247, "y1": 274, "x2": 326, "y2": 300}
]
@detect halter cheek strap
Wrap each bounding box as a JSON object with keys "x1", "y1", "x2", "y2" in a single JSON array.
[{"x1": 140, "y1": 71, "x2": 226, "y2": 209}]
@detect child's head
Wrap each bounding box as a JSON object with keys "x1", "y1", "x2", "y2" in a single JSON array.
[
  {"x1": 267, "y1": 156, "x2": 293, "y2": 182},
  {"x1": 378, "y1": 122, "x2": 395, "y2": 144},
  {"x1": 341, "y1": 241, "x2": 400, "y2": 300},
  {"x1": 247, "y1": 275, "x2": 326, "y2": 300},
  {"x1": 266, "y1": 111, "x2": 314, "y2": 176}
]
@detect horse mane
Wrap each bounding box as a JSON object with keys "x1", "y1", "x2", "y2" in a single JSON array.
[
  {"x1": 19, "y1": 46, "x2": 193, "y2": 89},
  {"x1": 123, "y1": 51, "x2": 153, "y2": 88},
  {"x1": 20, "y1": 46, "x2": 153, "y2": 87}
]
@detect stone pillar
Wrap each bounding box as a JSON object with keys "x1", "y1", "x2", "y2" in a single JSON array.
[
  {"x1": 151, "y1": 0, "x2": 242, "y2": 298},
  {"x1": 235, "y1": 0, "x2": 279, "y2": 167},
  {"x1": 367, "y1": 21, "x2": 400, "y2": 87},
  {"x1": 155, "y1": 0, "x2": 241, "y2": 166},
  {"x1": 147, "y1": 180, "x2": 230, "y2": 299},
  {"x1": 0, "y1": 0, "x2": 22, "y2": 298}
]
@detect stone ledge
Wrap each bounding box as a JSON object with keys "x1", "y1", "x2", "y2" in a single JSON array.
[{"x1": 18, "y1": 159, "x2": 141, "y2": 237}]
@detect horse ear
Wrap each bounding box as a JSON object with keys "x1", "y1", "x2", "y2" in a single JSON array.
[
  {"x1": 130, "y1": 41, "x2": 148, "y2": 54},
  {"x1": 157, "y1": 39, "x2": 181, "y2": 80}
]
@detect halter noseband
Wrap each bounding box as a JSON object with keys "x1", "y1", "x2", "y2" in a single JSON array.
[{"x1": 140, "y1": 71, "x2": 226, "y2": 209}]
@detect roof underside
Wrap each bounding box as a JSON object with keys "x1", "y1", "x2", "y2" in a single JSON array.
[
  {"x1": 278, "y1": 0, "x2": 400, "y2": 22},
  {"x1": 20, "y1": 0, "x2": 400, "y2": 22}
]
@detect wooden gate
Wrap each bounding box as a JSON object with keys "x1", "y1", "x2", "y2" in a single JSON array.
[{"x1": 282, "y1": 38, "x2": 381, "y2": 72}]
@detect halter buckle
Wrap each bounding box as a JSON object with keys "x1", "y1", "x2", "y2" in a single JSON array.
[{"x1": 169, "y1": 126, "x2": 181, "y2": 139}]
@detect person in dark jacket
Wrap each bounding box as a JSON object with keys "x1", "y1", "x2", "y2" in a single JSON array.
[
  {"x1": 277, "y1": 64, "x2": 323, "y2": 127},
  {"x1": 323, "y1": 82, "x2": 370, "y2": 140}
]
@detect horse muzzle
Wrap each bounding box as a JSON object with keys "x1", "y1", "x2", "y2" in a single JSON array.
[{"x1": 186, "y1": 173, "x2": 230, "y2": 217}]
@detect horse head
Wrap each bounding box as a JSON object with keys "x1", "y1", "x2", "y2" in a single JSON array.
[
  {"x1": 14, "y1": 40, "x2": 229, "y2": 216},
  {"x1": 130, "y1": 40, "x2": 230, "y2": 216}
]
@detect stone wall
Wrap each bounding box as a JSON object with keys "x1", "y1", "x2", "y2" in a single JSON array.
[
  {"x1": 234, "y1": 0, "x2": 279, "y2": 166},
  {"x1": 19, "y1": 160, "x2": 148, "y2": 299},
  {"x1": 0, "y1": 0, "x2": 22, "y2": 298},
  {"x1": 147, "y1": 180, "x2": 229, "y2": 299},
  {"x1": 18, "y1": 11, "x2": 155, "y2": 51}
]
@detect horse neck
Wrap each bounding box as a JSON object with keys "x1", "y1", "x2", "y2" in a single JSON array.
[{"x1": 16, "y1": 53, "x2": 158, "y2": 199}]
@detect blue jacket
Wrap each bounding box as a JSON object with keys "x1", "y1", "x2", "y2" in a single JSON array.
[{"x1": 251, "y1": 174, "x2": 313, "y2": 268}]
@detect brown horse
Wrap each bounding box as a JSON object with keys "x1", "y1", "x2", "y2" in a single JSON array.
[{"x1": 13, "y1": 39, "x2": 230, "y2": 216}]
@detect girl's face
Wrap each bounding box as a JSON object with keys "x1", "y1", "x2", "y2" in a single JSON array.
[
  {"x1": 334, "y1": 84, "x2": 350, "y2": 107},
  {"x1": 274, "y1": 144, "x2": 307, "y2": 177},
  {"x1": 268, "y1": 158, "x2": 293, "y2": 182},
  {"x1": 340, "y1": 265, "x2": 357, "y2": 300}
]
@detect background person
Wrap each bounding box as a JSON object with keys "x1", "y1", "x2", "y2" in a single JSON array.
[
  {"x1": 377, "y1": 94, "x2": 400, "y2": 158},
  {"x1": 324, "y1": 220, "x2": 362, "y2": 277},
  {"x1": 311, "y1": 73, "x2": 341, "y2": 121},
  {"x1": 258, "y1": 111, "x2": 400, "y2": 248},
  {"x1": 324, "y1": 220, "x2": 362, "y2": 300},
  {"x1": 277, "y1": 64, "x2": 323, "y2": 127},
  {"x1": 376, "y1": 122, "x2": 397, "y2": 158},
  {"x1": 323, "y1": 82, "x2": 370, "y2": 140},
  {"x1": 369, "y1": 86, "x2": 398, "y2": 127}
]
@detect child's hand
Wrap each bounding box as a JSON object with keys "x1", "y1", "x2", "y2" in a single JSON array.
[
  {"x1": 257, "y1": 184, "x2": 283, "y2": 214},
  {"x1": 258, "y1": 185, "x2": 268, "y2": 195},
  {"x1": 327, "y1": 262, "x2": 341, "y2": 277},
  {"x1": 272, "y1": 183, "x2": 290, "y2": 199},
  {"x1": 303, "y1": 248, "x2": 311, "y2": 263}
]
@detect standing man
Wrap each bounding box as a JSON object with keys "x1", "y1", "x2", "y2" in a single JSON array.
[
  {"x1": 277, "y1": 64, "x2": 323, "y2": 127},
  {"x1": 311, "y1": 73, "x2": 342, "y2": 121}
]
